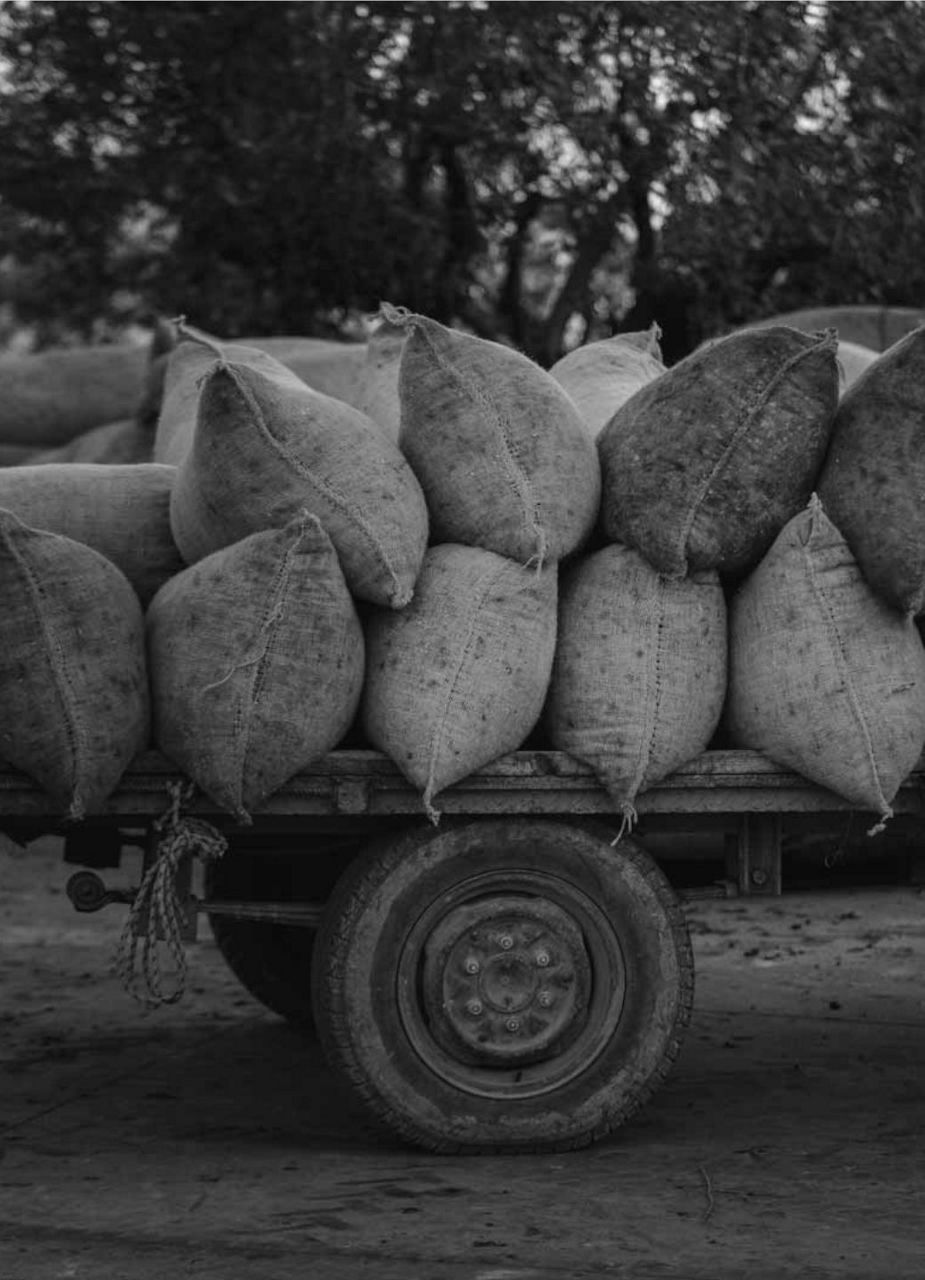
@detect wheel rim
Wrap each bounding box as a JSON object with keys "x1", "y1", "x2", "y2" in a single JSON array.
[{"x1": 395, "y1": 869, "x2": 627, "y2": 1100}]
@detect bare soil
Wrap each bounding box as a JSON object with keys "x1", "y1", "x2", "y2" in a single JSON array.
[{"x1": 1, "y1": 838, "x2": 924, "y2": 1279}]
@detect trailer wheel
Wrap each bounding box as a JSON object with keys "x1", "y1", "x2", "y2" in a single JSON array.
[
  {"x1": 312, "y1": 819, "x2": 694, "y2": 1154},
  {"x1": 206, "y1": 839, "x2": 356, "y2": 1030}
]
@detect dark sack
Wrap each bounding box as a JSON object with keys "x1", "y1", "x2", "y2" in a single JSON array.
[
  {"x1": 818, "y1": 326, "x2": 925, "y2": 614},
  {"x1": 599, "y1": 326, "x2": 839, "y2": 577}
]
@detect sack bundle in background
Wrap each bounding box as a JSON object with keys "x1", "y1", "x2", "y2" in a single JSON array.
[
  {"x1": 818, "y1": 326, "x2": 925, "y2": 614},
  {"x1": 386, "y1": 306, "x2": 601, "y2": 566},
  {"x1": 29, "y1": 417, "x2": 155, "y2": 466},
  {"x1": 599, "y1": 326, "x2": 840, "y2": 578},
  {"x1": 362, "y1": 544, "x2": 558, "y2": 818},
  {"x1": 545, "y1": 544, "x2": 727, "y2": 822},
  {"x1": 727, "y1": 496, "x2": 925, "y2": 828},
  {"x1": 549, "y1": 325, "x2": 666, "y2": 439},
  {"x1": 0, "y1": 510, "x2": 149, "y2": 818},
  {"x1": 0, "y1": 342, "x2": 150, "y2": 449},
  {"x1": 250, "y1": 336, "x2": 368, "y2": 407},
  {"x1": 351, "y1": 316, "x2": 406, "y2": 442},
  {"x1": 147, "y1": 320, "x2": 370, "y2": 448},
  {"x1": 147, "y1": 515, "x2": 365, "y2": 822},
  {"x1": 0, "y1": 463, "x2": 184, "y2": 605},
  {"x1": 168, "y1": 349, "x2": 429, "y2": 609}
]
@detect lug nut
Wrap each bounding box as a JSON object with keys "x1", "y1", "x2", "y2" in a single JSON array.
[
  {"x1": 465, "y1": 958, "x2": 480, "y2": 974},
  {"x1": 499, "y1": 935, "x2": 514, "y2": 950},
  {"x1": 538, "y1": 992, "x2": 552, "y2": 1008},
  {"x1": 535, "y1": 950, "x2": 550, "y2": 967},
  {"x1": 506, "y1": 1017, "x2": 520, "y2": 1031},
  {"x1": 466, "y1": 1000, "x2": 483, "y2": 1016}
]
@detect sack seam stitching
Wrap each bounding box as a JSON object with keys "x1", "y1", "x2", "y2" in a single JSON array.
[
  {"x1": 218, "y1": 365, "x2": 405, "y2": 604},
  {"x1": 675, "y1": 332, "x2": 836, "y2": 570}
]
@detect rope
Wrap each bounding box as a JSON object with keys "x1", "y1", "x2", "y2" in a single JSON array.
[
  {"x1": 114, "y1": 781, "x2": 227, "y2": 1009},
  {"x1": 610, "y1": 801, "x2": 638, "y2": 847}
]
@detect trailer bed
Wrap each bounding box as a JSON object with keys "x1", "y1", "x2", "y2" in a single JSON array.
[{"x1": 2, "y1": 747, "x2": 924, "y2": 819}]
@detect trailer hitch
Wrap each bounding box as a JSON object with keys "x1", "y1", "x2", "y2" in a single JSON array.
[{"x1": 65, "y1": 870, "x2": 323, "y2": 929}]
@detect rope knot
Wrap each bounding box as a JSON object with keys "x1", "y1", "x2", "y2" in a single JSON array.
[{"x1": 115, "y1": 782, "x2": 227, "y2": 1009}]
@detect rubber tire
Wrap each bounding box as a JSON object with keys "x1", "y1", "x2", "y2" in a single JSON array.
[
  {"x1": 311, "y1": 819, "x2": 694, "y2": 1154},
  {"x1": 206, "y1": 840, "x2": 355, "y2": 1030}
]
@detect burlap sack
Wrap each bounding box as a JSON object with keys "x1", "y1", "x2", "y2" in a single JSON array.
[
  {"x1": 545, "y1": 544, "x2": 726, "y2": 822},
  {"x1": 0, "y1": 463, "x2": 183, "y2": 605},
  {"x1": 0, "y1": 343, "x2": 149, "y2": 448},
  {"x1": 362, "y1": 543, "x2": 558, "y2": 818},
  {"x1": 549, "y1": 325, "x2": 665, "y2": 439},
  {"x1": 252, "y1": 336, "x2": 367, "y2": 404},
  {"x1": 599, "y1": 326, "x2": 839, "y2": 577},
  {"x1": 146, "y1": 319, "x2": 369, "y2": 445},
  {"x1": 0, "y1": 510, "x2": 149, "y2": 818},
  {"x1": 727, "y1": 496, "x2": 925, "y2": 826},
  {"x1": 169, "y1": 353, "x2": 428, "y2": 608},
  {"x1": 818, "y1": 327, "x2": 925, "y2": 614},
  {"x1": 147, "y1": 515, "x2": 365, "y2": 822},
  {"x1": 351, "y1": 316, "x2": 406, "y2": 441},
  {"x1": 744, "y1": 306, "x2": 925, "y2": 353},
  {"x1": 385, "y1": 306, "x2": 601, "y2": 566},
  {"x1": 29, "y1": 418, "x2": 154, "y2": 466},
  {"x1": 153, "y1": 329, "x2": 310, "y2": 467}
]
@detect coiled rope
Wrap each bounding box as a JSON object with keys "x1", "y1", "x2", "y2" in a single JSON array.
[{"x1": 114, "y1": 781, "x2": 227, "y2": 1009}]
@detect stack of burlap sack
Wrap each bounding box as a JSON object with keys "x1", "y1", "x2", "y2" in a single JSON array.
[
  {"x1": 0, "y1": 318, "x2": 403, "y2": 467},
  {"x1": 2, "y1": 307, "x2": 925, "y2": 833}
]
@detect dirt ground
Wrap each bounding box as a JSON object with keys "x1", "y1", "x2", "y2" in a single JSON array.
[{"x1": 1, "y1": 838, "x2": 924, "y2": 1280}]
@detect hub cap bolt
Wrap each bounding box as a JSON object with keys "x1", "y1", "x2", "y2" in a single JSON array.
[
  {"x1": 466, "y1": 1000, "x2": 483, "y2": 1016},
  {"x1": 499, "y1": 935, "x2": 514, "y2": 950},
  {"x1": 535, "y1": 951, "x2": 550, "y2": 967}
]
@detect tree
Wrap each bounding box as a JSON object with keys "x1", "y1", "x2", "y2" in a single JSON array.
[{"x1": 0, "y1": 0, "x2": 923, "y2": 361}]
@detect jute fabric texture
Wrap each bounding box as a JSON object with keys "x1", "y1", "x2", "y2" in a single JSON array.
[
  {"x1": 550, "y1": 326, "x2": 666, "y2": 440},
  {"x1": 0, "y1": 462, "x2": 183, "y2": 605},
  {"x1": 362, "y1": 543, "x2": 558, "y2": 818},
  {"x1": 818, "y1": 326, "x2": 925, "y2": 615},
  {"x1": 169, "y1": 355, "x2": 429, "y2": 609},
  {"x1": 727, "y1": 496, "x2": 925, "y2": 826},
  {"x1": 546, "y1": 543, "x2": 726, "y2": 815},
  {"x1": 387, "y1": 307, "x2": 600, "y2": 567},
  {"x1": 147, "y1": 515, "x2": 365, "y2": 822},
  {"x1": 599, "y1": 325, "x2": 839, "y2": 578},
  {"x1": 0, "y1": 510, "x2": 149, "y2": 818}
]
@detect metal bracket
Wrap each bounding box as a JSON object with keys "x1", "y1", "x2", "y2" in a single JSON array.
[
  {"x1": 737, "y1": 813, "x2": 782, "y2": 896},
  {"x1": 333, "y1": 778, "x2": 370, "y2": 814}
]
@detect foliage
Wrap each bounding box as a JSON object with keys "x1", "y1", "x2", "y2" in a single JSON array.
[{"x1": 0, "y1": 0, "x2": 922, "y2": 361}]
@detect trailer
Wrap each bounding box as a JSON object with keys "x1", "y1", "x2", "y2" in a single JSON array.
[{"x1": 2, "y1": 748, "x2": 923, "y2": 1155}]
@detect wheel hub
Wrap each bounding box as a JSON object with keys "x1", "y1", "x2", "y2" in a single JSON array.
[{"x1": 421, "y1": 895, "x2": 593, "y2": 1066}]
